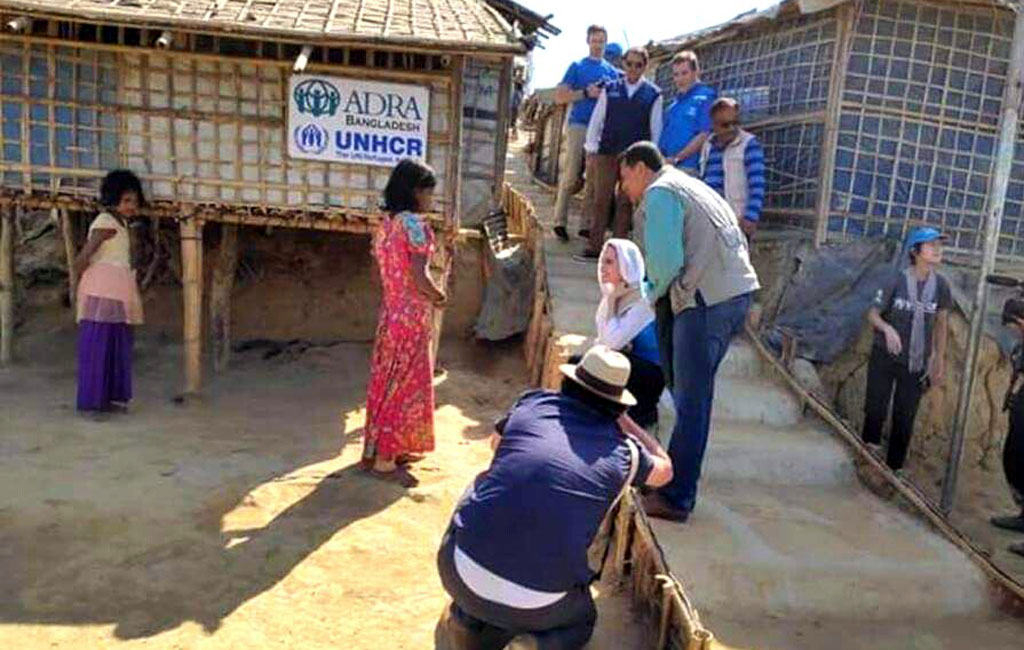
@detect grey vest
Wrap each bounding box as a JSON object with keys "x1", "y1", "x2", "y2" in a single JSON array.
[{"x1": 641, "y1": 166, "x2": 760, "y2": 312}]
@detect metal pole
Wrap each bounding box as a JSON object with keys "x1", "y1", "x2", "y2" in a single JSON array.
[{"x1": 940, "y1": 7, "x2": 1024, "y2": 514}]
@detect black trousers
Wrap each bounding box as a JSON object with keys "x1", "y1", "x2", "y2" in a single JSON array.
[
  {"x1": 862, "y1": 346, "x2": 926, "y2": 471},
  {"x1": 436, "y1": 526, "x2": 596, "y2": 650},
  {"x1": 569, "y1": 351, "x2": 664, "y2": 427},
  {"x1": 1006, "y1": 391, "x2": 1024, "y2": 511}
]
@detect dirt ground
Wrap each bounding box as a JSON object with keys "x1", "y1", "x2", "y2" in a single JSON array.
[{"x1": 0, "y1": 317, "x2": 647, "y2": 649}]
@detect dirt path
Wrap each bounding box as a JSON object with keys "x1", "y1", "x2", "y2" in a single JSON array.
[{"x1": 0, "y1": 322, "x2": 644, "y2": 649}]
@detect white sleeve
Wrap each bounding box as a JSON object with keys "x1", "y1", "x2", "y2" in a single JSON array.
[
  {"x1": 584, "y1": 89, "x2": 607, "y2": 154},
  {"x1": 596, "y1": 305, "x2": 654, "y2": 351},
  {"x1": 650, "y1": 95, "x2": 663, "y2": 146}
]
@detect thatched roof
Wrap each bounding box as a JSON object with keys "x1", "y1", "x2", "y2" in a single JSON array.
[{"x1": 0, "y1": 0, "x2": 524, "y2": 52}]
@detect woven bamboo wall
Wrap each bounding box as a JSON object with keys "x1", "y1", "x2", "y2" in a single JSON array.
[
  {"x1": 654, "y1": 0, "x2": 1024, "y2": 261},
  {"x1": 655, "y1": 10, "x2": 839, "y2": 232},
  {"x1": 830, "y1": 0, "x2": 1013, "y2": 257},
  {"x1": 0, "y1": 34, "x2": 465, "y2": 225},
  {"x1": 461, "y1": 58, "x2": 505, "y2": 226}
]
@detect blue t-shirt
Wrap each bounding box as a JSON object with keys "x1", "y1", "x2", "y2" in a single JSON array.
[
  {"x1": 452, "y1": 390, "x2": 654, "y2": 592},
  {"x1": 631, "y1": 322, "x2": 661, "y2": 366},
  {"x1": 658, "y1": 82, "x2": 717, "y2": 170},
  {"x1": 561, "y1": 57, "x2": 621, "y2": 127}
]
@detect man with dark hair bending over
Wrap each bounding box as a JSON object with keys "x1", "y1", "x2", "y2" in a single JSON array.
[{"x1": 436, "y1": 345, "x2": 672, "y2": 649}]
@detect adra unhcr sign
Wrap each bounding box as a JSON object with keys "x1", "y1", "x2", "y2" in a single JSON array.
[{"x1": 288, "y1": 75, "x2": 431, "y2": 168}]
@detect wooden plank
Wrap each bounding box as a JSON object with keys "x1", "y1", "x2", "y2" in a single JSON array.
[
  {"x1": 210, "y1": 223, "x2": 239, "y2": 373},
  {"x1": 179, "y1": 216, "x2": 204, "y2": 395},
  {"x1": 813, "y1": 4, "x2": 855, "y2": 247},
  {"x1": 0, "y1": 205, "x2": 13, "y2": 365}
]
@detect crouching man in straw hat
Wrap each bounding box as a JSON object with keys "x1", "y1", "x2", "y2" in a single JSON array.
[{"x1": 436, "y1": 345, "x2": 673, "y2": 649}]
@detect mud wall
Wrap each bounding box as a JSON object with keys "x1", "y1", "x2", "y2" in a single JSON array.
[
  {"x1": 9, "y1": 209, "x2": 485, "y2": 349},
  {"x1": 749, "y1": 233, "x2": 1012, "y2": 504}
]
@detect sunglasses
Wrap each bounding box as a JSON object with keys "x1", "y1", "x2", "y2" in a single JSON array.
[
  {"x1": 624, "y1": 60, "x2": 645, "y2": 69},
  {"x1": 714, "y1": 120, "x2": 739, "y2": 128}
]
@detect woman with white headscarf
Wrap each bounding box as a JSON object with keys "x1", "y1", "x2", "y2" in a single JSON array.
[{"x1": 594, "y1": 238, "x2": 664, "y2": 426}]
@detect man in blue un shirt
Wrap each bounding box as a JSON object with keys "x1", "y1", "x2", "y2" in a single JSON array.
[
  {"x1": 552, "y1": 25, "x2": 621, "y2": 242},
  {"x1": 436, "y1": 345, "x2": 672, "y2": 649},
  {"x1": 658, "y1": 51, "x2": 717, "y2": 175}
]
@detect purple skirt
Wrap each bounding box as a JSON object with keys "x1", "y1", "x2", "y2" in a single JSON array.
[{"x1": 77, "y1": 320, "x2": 133, "y2": 412}]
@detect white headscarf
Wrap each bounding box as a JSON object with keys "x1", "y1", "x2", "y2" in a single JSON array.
[{"x1": 595, "y1": 239, "x2": 654, "y2": 349}]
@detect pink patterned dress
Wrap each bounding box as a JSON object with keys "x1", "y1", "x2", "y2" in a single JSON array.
[{"x1": 362, "y1": 212, "x2": 436, "y2": 462}]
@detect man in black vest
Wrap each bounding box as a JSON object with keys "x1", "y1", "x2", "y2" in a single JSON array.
[{"x1": 576, "y1": 46, "x2": 662, "y2": 261}]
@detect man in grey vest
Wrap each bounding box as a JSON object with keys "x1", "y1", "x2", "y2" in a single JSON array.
[{"x1": 618, "y1": 141, "x2": 760, "y2": 522}]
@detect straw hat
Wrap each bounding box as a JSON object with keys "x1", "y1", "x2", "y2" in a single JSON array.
[{"x1": 560, "y1": 345, "x2": 636, "y2": 407}]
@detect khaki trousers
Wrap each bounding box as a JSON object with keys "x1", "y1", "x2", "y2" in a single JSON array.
[
  {"x1": 553, "y1": 124, "x2": 589, "y2": 229},
  {"x1": 585, "y1": 153, "x2": 632, "y2": 254}
]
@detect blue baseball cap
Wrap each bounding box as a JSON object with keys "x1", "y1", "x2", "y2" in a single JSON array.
[
  {"x1": 604, "y1": 43, "x2": 623, "y2": 61},
  {"x1": 906, "y1": 227, "x2": 947, "y2": 248}
]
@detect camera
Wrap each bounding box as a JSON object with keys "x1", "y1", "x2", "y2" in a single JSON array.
[{"x1": 987, "y1": 274, "x2": 1024, "y2": 326}]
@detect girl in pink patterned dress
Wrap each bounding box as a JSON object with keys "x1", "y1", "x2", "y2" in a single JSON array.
[{"x1": 362, "y1": 159, "x2": 449, "y2": 486}]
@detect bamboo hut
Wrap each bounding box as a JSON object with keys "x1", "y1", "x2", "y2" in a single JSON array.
[
  {"x1": 0, "y1": 0, "x2": 543, "y2": 391},
  {"x1": 650, "y1": 0, "x2": 1024, "y2": 261}
]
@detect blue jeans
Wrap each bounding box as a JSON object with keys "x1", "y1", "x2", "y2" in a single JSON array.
[{"x1": 656, "y1": 292, "x2": 751, "y2": 512}]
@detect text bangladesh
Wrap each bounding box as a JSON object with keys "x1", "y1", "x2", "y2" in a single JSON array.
[{"x1": 345, "y1": 114, "x2": 421, "y2": 132}]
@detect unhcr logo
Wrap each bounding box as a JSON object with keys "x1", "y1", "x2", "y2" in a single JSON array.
[
  {"x1": 294, "y1": 78, "x2": 341, "y2": 117},
  {"x1": 294, "y1": 123, "x2": 329, "y2": 154}
]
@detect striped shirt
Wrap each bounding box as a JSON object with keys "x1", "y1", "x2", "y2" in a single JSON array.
[{"x1": 701, "y1": 133, "x2": 766, "y2": 222}]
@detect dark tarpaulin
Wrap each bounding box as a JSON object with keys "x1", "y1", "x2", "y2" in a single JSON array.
[{"x1": 761, "y1": 238, "x2": 1019, "y2": 363}]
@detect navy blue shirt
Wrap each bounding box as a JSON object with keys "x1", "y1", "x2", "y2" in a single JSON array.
[
  {"x1": 598, "y1": 77, "x2": 661, "y2": 155},
  {"x1": 560, "y1": 57, "x2": 621, "y2": 127},
  {"x1": 452, "y1": 390, "x2": 654, "y2": 592}
]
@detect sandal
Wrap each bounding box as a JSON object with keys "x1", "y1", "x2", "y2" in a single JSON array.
[
  {"x1": 365, "y1": 465, "x2": 420, "y2": 488},
  {"x1": 395, "y1": 453, "x2": 427, "y2": 466}
]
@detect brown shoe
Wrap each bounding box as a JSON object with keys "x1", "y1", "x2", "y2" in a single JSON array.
[{"x1": 642, "y1": 492, "x2": 690, "y2": 523}]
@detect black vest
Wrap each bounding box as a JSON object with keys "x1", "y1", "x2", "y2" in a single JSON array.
[{"x1": 598, "y1": 78, "x2": 661, "y2": 155}]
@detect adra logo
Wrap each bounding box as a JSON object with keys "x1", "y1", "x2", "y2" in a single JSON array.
[{"x1": 294, "y1": 78, "x2": 341, "y2": 117}]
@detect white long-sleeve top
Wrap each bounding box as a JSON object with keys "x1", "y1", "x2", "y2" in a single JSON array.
[
  {"x1": 595, "y1": 300, "x2": 656, "y2": 352},
  {"x1": 584, "y1": 80, "x2": 663, "y2": 155}
]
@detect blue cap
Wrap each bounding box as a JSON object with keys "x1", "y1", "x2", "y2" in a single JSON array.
[
  {"x1": 906, "y1": 226, "x2": 947, "y2": 248},
  {"x1": 604, "y1": 43, "x2": 623, "y2": 61}
]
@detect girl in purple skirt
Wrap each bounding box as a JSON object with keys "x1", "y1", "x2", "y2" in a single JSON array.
[{"x1": 73, "y1": 170, "x2": 145, "y2": 413}]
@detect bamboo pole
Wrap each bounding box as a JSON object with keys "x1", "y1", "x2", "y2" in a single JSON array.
[
  {"x1": 813, "y1": 3, "x2": 856, "y2": 248},
  {"x1": 494, "y1": 58, "x2": 513, "y2": 199},
  {"x1": 180, "y1": 216, "x2": 204, "y2": 395},
  {"x1": 58, "y1": 207, "x2": 77, "y2": 308},
  {"x1": 431, "y1": 55, "x2": 466, "y2": 365},
  {"x1": 941, "y1": 7, "x2": 1024, "y2": 515},
  {"x1": 210, "y1": 223, "x2": 238, "y2": 373},
  {"x1": 0, "y1": 205, "x2": 13, "y2": 366}
]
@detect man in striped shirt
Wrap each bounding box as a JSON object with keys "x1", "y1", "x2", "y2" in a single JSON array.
[{"x1": 699, "y1": 98, "x2": 766, "y2": 239}]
